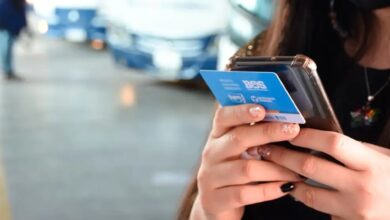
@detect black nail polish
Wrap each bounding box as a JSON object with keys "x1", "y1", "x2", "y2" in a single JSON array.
[{"x1": 281, "y1": 182, "x2": 295, "y2": 193}]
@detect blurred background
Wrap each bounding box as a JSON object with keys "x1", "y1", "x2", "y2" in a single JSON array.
[{"x1": 0, "y1": 0, "x2": 275, "y2": 219}]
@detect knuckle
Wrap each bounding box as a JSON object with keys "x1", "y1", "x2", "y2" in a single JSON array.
[
  {"x1": 258, "y1": 185, "x2": 269, "y2": 201},
  {"x1": 328, "y1": 132, "x2": 345, "y2": 150},
  {"x1": 213, "y1": 108, "x2": 224, "y2": 127},
  {"x1": 197, "y1": 167, "x2": 216, "y2": 192},
  {"x1": 352, "y1": 178, "x2": 376, "y2": 219},
  {"x1": 241, "y1": 160, "x2": 256, "y2": 180},
  {"x1": 355, "y1": 180, "x2": 375, "y2": 204},
  {"x1": 233, "y1": 106, "x2": 246, "y2": 121},
  {"x1": 234, "y1": 187, "x2": 252, "y2": 205},
  {"x1": 196, "y1": 167, "x2": 208, "y2": 186},
  {"x1": 201, "y1": 146, "x2": 213, "y2": 161},
  {"x1": 300, "y1": 156, "x2": 317, "y2": 176},
  {"x1": 298, "y1": 128, "x2": 309, "y2": 138},
  {"x1": 356, "y1": 206, "x2": 375, "y2": 220},
  {"x1": 263, "y1": 123, "x2": 276, "y2": 140},
  {"x1": 227, "y1": 129, "x2": 243, "y2": 146},
  {"x1": 302, "y1": 188, "x2": 315, "y2": 208},
  {"x1": 291, "y1": 128, "x2": 308, "y2": 144},
  {"x1": 327, "y1": 143, "x2": 339, "y2": 157}
]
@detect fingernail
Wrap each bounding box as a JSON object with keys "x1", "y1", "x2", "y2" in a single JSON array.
[
  {"x1": 249, "y1": 106, "x2": 263, "y2": 118},
  {"x1": 257, "y1": 145, "x2": 272, "y2": 158},
  {"x1": 281, "y1": 182, "x2": 295, "y2": 193},
  {"x1": 281, "y1": 123, "x2": 299, "y2": 135},
  {"x1": 247, "y1": 147, "x2": 259, "y2": 157}
]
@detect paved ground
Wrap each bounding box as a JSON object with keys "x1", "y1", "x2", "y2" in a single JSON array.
[{"x1": 0, "y1": 37, "x2": 215, "y2": 220}]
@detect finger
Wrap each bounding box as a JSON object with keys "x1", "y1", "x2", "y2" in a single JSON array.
[
  {"x1": 210, "y1": 122, "x2": 300, "y2": 161},
  {"x1": 290, "y1": 182, "x2": 342, "y2": 216},
  {"x1": 211, "y1": 104, "x2": 266, "y2": 138},
  {"x1": 364, "y1": 142, "x2": 390, "y2": 157},
  {"x1": 260, "y1": 145, "x2": 354, "y2": 190},
  {"x1": 210, "y1": 182, "x2": 295, "y2": 212},
  {"x1": 209, "y1": 159, "x2": 301, "y2": 188},
  {"x1": 290, "y1": 128, "x2": 376, "y2": 170}
]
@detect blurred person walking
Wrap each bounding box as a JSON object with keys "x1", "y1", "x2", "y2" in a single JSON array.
[{"x1": 0, "y1": 0, "x2": 26, "y2": 80}]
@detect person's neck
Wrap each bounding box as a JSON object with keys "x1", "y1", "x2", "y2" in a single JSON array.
[
  {"x1": 374, "y1": 7, "x2": 390, "y2": 28},
  {"x1": 358, "y1": 7, "x2": 390, "y2": 70}
]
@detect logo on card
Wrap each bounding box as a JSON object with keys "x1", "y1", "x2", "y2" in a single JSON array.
[
  {"x1": 228, "y1": 93, "x2": 246, "y2": 104},
  {"x1": 250, "y1": 96, "x2": 276, "y2": 103},
  {"x1": 242, "y1": 80, "x2": 268, "y2": 91}
]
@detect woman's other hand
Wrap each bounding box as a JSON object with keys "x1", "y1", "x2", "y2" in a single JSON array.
[
  {"x1": 258, "y1": 128, "x2": 390, "y2": 220},
  {"x1": 190, "y1": 104, "x2": 301, "y2": 220}
]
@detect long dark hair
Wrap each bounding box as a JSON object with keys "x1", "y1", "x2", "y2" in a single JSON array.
[
  {"x1": 266, "y1": 0, "x2": 389, "y2": 145},
  {"x1": 177, "y1": 1, "x2": 390, "y2": 219}
]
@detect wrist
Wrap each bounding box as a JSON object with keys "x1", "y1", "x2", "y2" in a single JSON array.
[
  {"x1": 189, "y1": 195, "x2": 241, "y2": 220},
  {"x1": 190, "y1": 195, "x2": 210, "y2": 220}
]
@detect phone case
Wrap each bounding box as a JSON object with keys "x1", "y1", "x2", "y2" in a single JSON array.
[
  {"x1": 231, "y1": 55, "x2": 343, "y2": 188},
  {"x1": 231, "y1": 54, "x2": 343, "y2": 133}
]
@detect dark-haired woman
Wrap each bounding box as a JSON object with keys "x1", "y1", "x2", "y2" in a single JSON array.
[{"x1": 178, "y1": 0, "x2": 390, "y2": 219}]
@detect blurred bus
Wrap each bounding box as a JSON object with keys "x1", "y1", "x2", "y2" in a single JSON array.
[
  {"x1": 105, "y1": 0, "x2": 229, "y2": 81},
  {"x1": 218, "y1": 0, "x2": 275, "y2": 70},
  {"x1": 29, "y1": 0, "x2": 106, "y2": 46}
]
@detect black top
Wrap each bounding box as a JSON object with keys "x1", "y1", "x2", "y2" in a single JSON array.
[
  {"x1": 332, "y1": 66, "x2": 390, "y2": 143},
  {"x1": 242, "y1": 55, "x2": 390, "y2": 219}
]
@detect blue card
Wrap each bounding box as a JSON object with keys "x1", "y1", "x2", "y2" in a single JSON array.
[{"x1": 200, "y1": 70, "x2": 306, "y2": 124}]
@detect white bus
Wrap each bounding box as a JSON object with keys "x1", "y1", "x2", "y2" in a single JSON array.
[
  {"x1": 29, "y1": 0, "x2": 106, "y2": 45},
  {"x1": 104, "y1": 0, "x2": 229, "y2": 80}
]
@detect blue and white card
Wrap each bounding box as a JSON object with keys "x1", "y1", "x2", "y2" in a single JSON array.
[{"x1": 200, "y1": 70, "x2": 306, "y2": 124}]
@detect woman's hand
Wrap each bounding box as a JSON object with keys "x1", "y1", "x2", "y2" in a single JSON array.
[
  {"x1": 258, "y1": 128, "x2": 390, "y2": 220},
  {"x1": 191, "y1": 104, "x2": 302, "y2": 220}
]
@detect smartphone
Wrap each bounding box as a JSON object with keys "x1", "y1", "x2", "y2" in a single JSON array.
[
  {"x1": 231, "y1": 55, "x2": 342, "y2": 188},
  {"x1": 231, "y1": 54, "x2": 342, "y2": 133}
]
